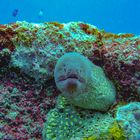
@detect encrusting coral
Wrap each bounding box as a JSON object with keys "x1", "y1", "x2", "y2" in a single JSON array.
[
  {"x1": 42, "y1": 95, "x2": 115, "y2": 140},
  {"x1": 0, "y1": 21, "x2": 139, "y2": 101},
  {"x1": 109, "y1": 122, "x2": 126, "y2": 140},
  {"x1": 0, "y1": 21, "x2": 140, "y2": 139},
  {"x1": 54, "y1": 52, "x2": 116, "y2": 111},
  {"x1": 116, "y1": 102, "x2": 140, "y2": 140}
]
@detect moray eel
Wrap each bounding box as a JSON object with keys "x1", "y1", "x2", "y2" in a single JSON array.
[{"x1": 54, "y1": 52, "x2": 116, "y2": 111}]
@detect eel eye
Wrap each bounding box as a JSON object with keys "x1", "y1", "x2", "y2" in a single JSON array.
[{"x1": 63, "y1": 64, "x2": 67, "y2": 72}]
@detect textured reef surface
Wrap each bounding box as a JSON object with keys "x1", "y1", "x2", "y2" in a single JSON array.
[{"x1": 0, "y1": 21, "x2": 140, "y2": 139}]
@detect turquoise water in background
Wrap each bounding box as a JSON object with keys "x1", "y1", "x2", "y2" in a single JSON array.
[{"x1": 0, "y1": 0, "x2": 140, "y2": 35}]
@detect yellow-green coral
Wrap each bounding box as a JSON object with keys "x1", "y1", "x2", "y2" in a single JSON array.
[
  {"x1": 42, "y1": 95, "x2": 115, "y2": 140},
  {"x1": 82, "y1": 135, "x2": 96, "y2": 140},
  {"x1": 109, "y1": 122, "x2": 126, "y2": 140}
]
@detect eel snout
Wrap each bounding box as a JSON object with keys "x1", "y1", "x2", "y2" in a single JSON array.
[
  {"x1": 56, "y1": 71, "x2": 85, "y2": 93},
  {"x1": 57, "y1": 72, "x2": 84, "y2": 83}
]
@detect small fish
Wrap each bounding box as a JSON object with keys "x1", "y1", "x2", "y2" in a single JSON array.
[
  {"x1": 12, "y1": 9, "x2": 19, "y2": 17},
  {"x1": 38, "y1": 9, "x2": 44, "y2": 18}
]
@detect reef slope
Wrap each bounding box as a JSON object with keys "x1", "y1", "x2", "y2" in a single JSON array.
[{"x1": 0, "y1": 21, "x2": 140, "y2": 139}]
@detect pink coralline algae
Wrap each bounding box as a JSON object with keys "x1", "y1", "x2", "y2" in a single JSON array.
[
  {"x1": 0, "y1": 75, "x2": 58, "y2": 139},
  {"x1": 0, "y1": 21, "x2": 140, "y2": 139}
]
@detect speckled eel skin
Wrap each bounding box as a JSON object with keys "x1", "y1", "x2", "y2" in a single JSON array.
[{"x1": 54, "y1": 52, "x2": 116, "y2": 111}]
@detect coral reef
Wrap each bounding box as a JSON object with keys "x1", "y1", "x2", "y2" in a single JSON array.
[
  {"x1": 0, "y1": 21, "x2": 139, "y2": 101},
  {"x1": 54, "y1": 52, "x2": 116, "y2": 111},
  {"x1": 42, "y1": 96, "x2": 115, "y2": 140},
  {"x1": 0, "y1": 21, "x2": 140, "y2": 139},
  {"x1": 0, "y1": 74, "x2": 58, "y2": 139},
  {"x1": 109, "y1": 122, "x2": 126, "y2": 140},
  {"x1": 116, "y1": 102, "x2": 140, "y2": 140}
]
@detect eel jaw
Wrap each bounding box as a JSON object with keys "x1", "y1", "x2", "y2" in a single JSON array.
[
  {"x1": 57, "y1": 73, "x2": 84, "y2": 83},
  {"x1": 56, "y1": 73, "x2": 85, "y2": 93}
]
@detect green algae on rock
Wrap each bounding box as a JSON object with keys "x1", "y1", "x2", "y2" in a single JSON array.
[
  {"x1": 54, "y1": 52, "x2": 116, "y2": 111},
  {"x1": 0, "y1": 21, "x2": 139, "y2": 102},
  {"x1": 0, "y1": 21, "x2": 140, "y2": 139},
  {"x1": 116, "y1": 102, "x2": 140, "y2": 140},
  {"x1": 42, "y1": 95, "x2": 115, "y2": 140}
]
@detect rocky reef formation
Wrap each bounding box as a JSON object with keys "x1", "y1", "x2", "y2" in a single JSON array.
[
  {"x1": 43, "y1": 95, "x2": 128, "y2": 140},
  {"x1": 116, "y1": 102, "x2": 140, "y2": 140},
  {"x1": 0, "y1": 21, "x2": 139, "y2": 101},
  {"x1": 0, "y1": 21, "x2": 140, "y2": 139},
  {"x1": 42, "y1": 96, "x2": 115, "y2": 140}
]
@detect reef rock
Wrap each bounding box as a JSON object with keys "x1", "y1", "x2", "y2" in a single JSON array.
[
  {"x1": 0, "y1": 21, "x2": 140, "y2": 139},
  {"x1": 116, "y1": 102, "x2": 140, "y2": 140},
  {"x1": 42, "y1": 96, "x2": 115, "y2": 140},
  {"x1": 0, "y1": 21, "x2": 139, "y2": 101}
]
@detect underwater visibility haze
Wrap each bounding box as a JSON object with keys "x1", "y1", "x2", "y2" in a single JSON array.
[
  {"x1": 0, "y1": 0, "x2": 140, "y2": 140},
  {"x1": 0, "y1": 0, "x2": 140, "y2": 34}
]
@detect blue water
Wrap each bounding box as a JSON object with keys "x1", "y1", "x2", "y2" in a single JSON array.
[{"x1": 0, "y1": 0, "x2": 140, "y2": 35}]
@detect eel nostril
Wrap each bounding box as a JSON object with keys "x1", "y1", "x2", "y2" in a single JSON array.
[
  {"x1": 64, "y1": 68, "x2": 67, "y2": 72},
  {"x1": 67, "y1": 70, "x2": 76, "y2": 75}
]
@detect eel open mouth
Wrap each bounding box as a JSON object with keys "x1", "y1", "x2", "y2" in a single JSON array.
[
  {"x1": 57, "y1": 73, "x2": 81, "y2": 93},
  {"x1": 57, "y1": 73, "x2": 84, "y2": 83}
]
